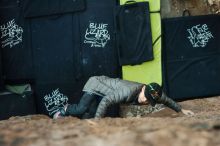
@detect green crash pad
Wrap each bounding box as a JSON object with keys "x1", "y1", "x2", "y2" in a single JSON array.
[{"x1": 120, "y1": 0, "x2": 162, "y2": 85}]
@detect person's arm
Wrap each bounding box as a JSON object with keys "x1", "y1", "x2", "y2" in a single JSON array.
[
  {"x1": 156, "y1": 92, "x2": 182, "y2": 112},
  {"x1": 156, "y1": 92, "x2": 194, "y2": 116},
  {"x1": 95, "y1": 92, "x2": 125, "y2": 118},
  {"x1": 95, "y1": 97, "x2": 112, "y2": 118}
]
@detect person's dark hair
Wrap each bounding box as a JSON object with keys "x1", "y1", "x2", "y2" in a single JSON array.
[{"x1": 144, "y1": 83, "x2": 162, "y2": 106}]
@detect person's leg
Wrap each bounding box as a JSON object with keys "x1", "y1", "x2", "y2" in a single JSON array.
[
  {"x1": 65, "y1": 92, "x2": 96, "y2": 117},
  {"x1": 81, "y1": 99, "x2": 98, "y2": 119}
]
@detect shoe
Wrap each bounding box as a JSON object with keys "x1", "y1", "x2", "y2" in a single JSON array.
[
  {"x1": 53, "y1": 111, "x2": 63, "y2": 119},
  {"x1": 53, "y1": 104, "x2": 69, "y2": 119}
]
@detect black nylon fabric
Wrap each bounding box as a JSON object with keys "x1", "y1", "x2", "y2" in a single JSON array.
[
  {"x1": 0, "y1": 0, "x2": 18, "y2": 6},
  {"x1": 162, "y1": 15, "x2": 220, "y2": 100},
  {"x1": 79, "y1": 0, "x2": 120, "y2": 79},
  {"x1": 0, "y1": 49, "x2": 4, "y2": 91},
  {"x1": 0, "y1": 1, "x2": 33, "y2": 83},
  {"x1": 0, "y1": 90, "x2": 36, "y2": 120},
  {"x1": 30, "y1": 14, "x2": 77, "y2": 84},
  {"x1": 26, "y1": 2, "x2": 84, "y2": 115},
  {"x1": 23, "y1": 0, "x2": 86, "y2": 18},
  {"x1": 26, "y1": 0, "x2": 120, "y2": 116},
  {"x1": 115, "y1": 2, "x2": 153, "y2": 65},
  {"x1": 34, "y1": 83, "x2": 83, "y2": 117},
  {"x1": 30, "y1": 13, "x2": 83, "y2": 116},
  {"x1": 77, "y1": 0, "x2": 120, "y2": 117}
]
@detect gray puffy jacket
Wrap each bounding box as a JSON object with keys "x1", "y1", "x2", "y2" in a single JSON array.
[
  {"x1": 82, "y1": 76, "x2": 143, "y2": 118},
  {"x1": 83, "y1": 76, "x2": 182, "y2": 118}
]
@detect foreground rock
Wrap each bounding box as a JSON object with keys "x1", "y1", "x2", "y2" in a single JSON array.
[
  {"x1": 161, "y1": 0, "x2": 220, "y2": 18},
  {"x1": 0, "y1": 97, "x2": 220, "y2": 146}
]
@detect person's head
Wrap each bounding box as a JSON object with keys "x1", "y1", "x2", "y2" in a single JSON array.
[{"x1": 138, "y1": 83, "x2": 162, "y2": 106}]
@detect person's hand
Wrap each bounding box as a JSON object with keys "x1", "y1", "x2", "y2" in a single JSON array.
[{"x1": 181, "y1": 109, "x2": 194, "y2": 116}]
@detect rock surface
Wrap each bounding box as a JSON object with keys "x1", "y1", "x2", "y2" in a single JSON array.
[
  {"x1": 161, "y1": 0, "x2": 220, "y2": 18},
  {"x1": 0, "y1": 96, "x2": 220, "y2": 146},
  {"x1": 120, "y1": 104, "x2": 166, "y2": 118}
]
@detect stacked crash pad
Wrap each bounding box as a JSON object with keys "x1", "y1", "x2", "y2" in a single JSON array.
[
  {"x1": 120, "y1": 0, "x2": 162, "y2": 85},
  {"x1": 163, "y1": 15, "x2": 220, "y2": 100}
]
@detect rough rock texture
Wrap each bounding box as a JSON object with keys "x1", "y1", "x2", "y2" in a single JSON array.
[
  {"x1": 161, "y1": 0, "x2": 220, "y2": 18},
  {"x1": 120, "y1": 104, "x2": 165, "y2": 118},
  {"x1": 0, "y1": 96, "x2": 220, "y2": 146}
]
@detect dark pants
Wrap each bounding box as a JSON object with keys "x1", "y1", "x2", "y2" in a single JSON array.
[{"x1": 65, "y1": 92, "x2": 101, "y2": 119}]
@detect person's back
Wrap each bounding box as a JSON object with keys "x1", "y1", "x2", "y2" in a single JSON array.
[{"x1": 83, "y1": 76, "x2": 143, "y2": 101}]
